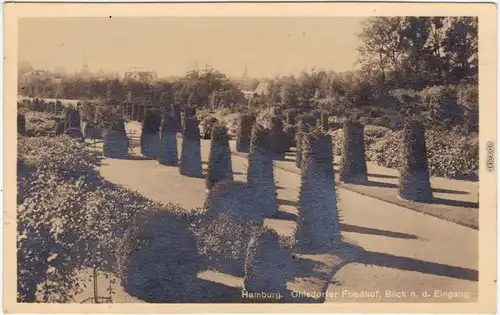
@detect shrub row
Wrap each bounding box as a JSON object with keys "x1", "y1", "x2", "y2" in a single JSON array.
[{"x1": 331, "y1": 124, "x2": 478, "y2": 180}]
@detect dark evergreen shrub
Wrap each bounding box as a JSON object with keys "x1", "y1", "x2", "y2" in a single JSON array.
[
  {"x1": 140, "y1": 109, "x2": 161, "y2": 158},
  {"x1": 285, "y1": 109, "x2": 298, "y2": 125},
  {"x1": 18, "y1": 113, "x2": 26, "y2": 136},
  {"x1": 295, "y1": 117, "x2": 314, "y2": 168},
  {"x1": 204, "y1": 180, "x2": 264, "y2": 222},
  {"x1": 247, "y1": 124, "x2": 278, "y2": 217},
  {"x1": 339, "y1": 119, "x2": 368, "y2": 183},
  {"x1": 205, "y1": 124, "x2": 233, "y2": 189},
  {"x1": 55, "y1": 121, "x2": 65, "y2": 135},
  {"x1": 398, "y1": 120, "x2": 433, "y2": 202},
  {"x1": 157, "y1": 112, "x2": 178, "y2": 166},
  {"x1": 179, "y1": 116, "x2": 203, "y2": 177},
  {"x1": 321, "y1": 111, "x2": 329, "y2": 131},
  {"x1": 191, "y1": 211, "x2": 263, "y2": 276},
  {"x1": 182, "y1": 106, "x2": 197, "y2": 132},
  {"x1": 171, "y1": 103, "x2": 182, "y2": 133},
  {"x1": 82, "y1": 121, "x2": 102, "y2": 140},
  {"x1": 102, "y1": 118, "x2": 129, "y2": 158},
  {"x1": 117, "y1": 208, "x2": 204, "y2": 302},
  {"x1": 236, "y1": 114, "x2": 256, "y2": 153},
  {"x1": 270, "y1": 116, "x2": 288, "y2": 159},
  {"x1": 244, "y1": 228, "x2": 292, "y2": 295},
  {"x1": 283, "y1": 124, "x2": 296, "y2": 149},
  {"x1": 295, "y1": 128, "x2": 341, "y2": 249},
  {"x1": 64, "y1": 108, "x2": 81, "y2": 131},
  {"x1": 137, "y1": 105, "x2": 146, "y2": 123},
  {"x1": 131, "y1": 104, "x2": 139, "y2": 121}
]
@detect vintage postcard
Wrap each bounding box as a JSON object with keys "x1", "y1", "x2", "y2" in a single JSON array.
[{"x1": 4, "y1": 2, "x2": 497, "y2": 314}]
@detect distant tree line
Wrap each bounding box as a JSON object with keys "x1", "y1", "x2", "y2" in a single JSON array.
[{"x1": 19, "y1": 67, "x2": 247, "y2": 109}]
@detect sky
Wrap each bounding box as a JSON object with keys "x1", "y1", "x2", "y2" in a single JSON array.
[{"x1": 18, "y1": 17, "x2": 366, "y2": 79}]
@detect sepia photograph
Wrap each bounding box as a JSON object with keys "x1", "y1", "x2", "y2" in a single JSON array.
[{"x1": 4, "y1": 2, "x2": 497, "y2": 314}]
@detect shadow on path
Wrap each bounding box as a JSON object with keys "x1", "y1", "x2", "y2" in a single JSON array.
[
  {"x1": 340, "y1": 223, "x2": 419, "y2": 240},
  {"x1": 277, "y1": 198, "x2": 298, "y2": 207},
  {"x1": 357, "y1": 251, "x2": 478, "y2": 281},
  {"x1": 367, "y1": 173, "x2": 398, "y2": 179},
  {"x1": 271, "y1": 211, "x2": 297, "y2": 222},
  {"x1": 431, "y1": 197, "x2": 478, "y2": 209}
]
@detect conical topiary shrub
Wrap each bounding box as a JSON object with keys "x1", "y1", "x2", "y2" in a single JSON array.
[
  {"x1": 64, "y1": 108, "x2": 81, "y2": 130},
  {"x1": 295, "y1": 128, "x2": 341, "y2": 249},
  {"x1": 55, "y1": 120, "x2": 65, "y2": 135},
  {"x1": 182, "y1": 106, "x2": 197, "y2": 133},
  {"x1": 140, "y1": 109, "x2": 161, "y2": 158},
  {"x1": 82, "y1": 121, "x2": 102, "y2": 140},
  {"x1": 243, "y1": 228, "x2": 292, "y2": 297},
  {"x1": 103, "y1": 119, "x2": 129, "y2": 158},
  {"x1": 137, "y1": 105, "x2": 146, "y2": 123},
  {"x1": 339, "y1": 119, "x2": 368, "y2": 183},
  {"x1": 131, "y1": 104, "x2": 138, "y2": 121},
  {"x1": 117, "y1": 208, "x2": 205, "y2": 302},
  {"x1": 158, "y1": 111, "x2": 178, "y2": 166},
  {"x1": 247, "y1": 124, "x2": 278, "y2": 217},
  {"x1": 18, "y1": 113, "x2": 26, "y2": 136},
  {"x1": 205, "y1": 124, "x2": 233, "y2": 190},
  {"x1": 283, "y1": 124, "x2": 296, "y2": 149},
  {"x1": 295, "y1": 119, "x2": 311, "y2": 169},
  {"x1": 286, "y1": 109, "x2": 297, "y2": 125},
  {"x1": 171, "y1": 103, "x2": 182, "y2": 133},
  {"x1": 270, "y1": 116, "x2": 288, "y2": 159},
  {"x1": 398, "y1": 120, "x2": 433, "y2": 202},
  {"x1": 179, "y1": 116, "x2": 203, "y2": 177},
  {"x1": 204, "y1": 180, "x2": 264, "y2": 222},
  {"x1": 64, "y1": 108, "x2": 84, "y2": 141},
  {"x1": 321, "y1": 111, "x2": 329, "y2": 131},
  {"x1": 235, "y1": 114, "x2": 256, "y2": 153}
]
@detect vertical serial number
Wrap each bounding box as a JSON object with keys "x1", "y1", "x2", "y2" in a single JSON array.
[{"x1": 486, "y1": 141, "x2": 494, "y2": 172}]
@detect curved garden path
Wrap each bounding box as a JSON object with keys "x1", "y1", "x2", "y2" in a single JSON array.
[{"x1": 74, "y1": 122, "x2": 477, "y2": 303}]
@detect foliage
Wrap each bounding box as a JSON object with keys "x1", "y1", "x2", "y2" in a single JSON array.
[
  {"x1": 235, "y1": 114, "x2": 256, "y2": 153},
  {"x1": 191, "y1": 211, "x2": 263, "y2": 276},
  {"x1": 244, "y1": 228, "x2": 292, "y2": 294},
  {"x1": 17, "y1": 133, "x2": 172, "y2": 302},
  {"x1": 420, "y1": 85, "x2": 463, "y2": 127},
  {"x1": 247, "y1": 124, "x2": 278, "y2": 217},
  {"x1": 296, "y1": 128, "x2": 341, "y2": 249},
  {"x1": 331, "y1": 125, "x2": 478, "y2": 180},
  {"x1": 205, "y1": 124, "x2": 233, "y2": 189},
  {"x1": 117, "y1": 207, "x2": 204, "y2": 302},
  {"x1": 398, "y1": 120, "x2": 433, "y2": 202},
  {"x1": 339, "y1": 120, "x2": 368, "y2": 183},
  {"x1": 24, "y1": 112, "x2": 59, "y2": 137},
  {"x1": 456, "y1": 84, "x2": 479, "y2": 132}
]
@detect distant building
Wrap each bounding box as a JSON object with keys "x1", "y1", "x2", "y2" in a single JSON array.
[
  {"x1": 124, "y1": 68, "x2": 158, "y2": 82},
  {"x1": 21, "y1": 70, "x2": 55, "y2": 84},
  {"x1": 254, "y1": 82, "x2": 270, "y2": 96}
]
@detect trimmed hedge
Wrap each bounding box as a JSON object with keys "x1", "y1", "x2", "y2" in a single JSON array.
[
  {"x1": 398, "y1": 120, "x2": 433, "y2": 202},
  {"x1": 296, "y1": 128, "x2": 341, "y2": 249},
  {"x1": 205, "y1": 124, "x2": 233, "y2": 189}
]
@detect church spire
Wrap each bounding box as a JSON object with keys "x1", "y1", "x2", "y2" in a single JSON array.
[{"x1": 243, "y1": 63, "x2": 248, "y2": 78}]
